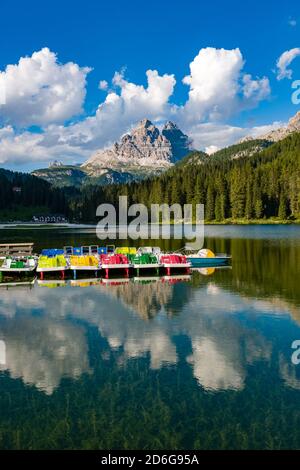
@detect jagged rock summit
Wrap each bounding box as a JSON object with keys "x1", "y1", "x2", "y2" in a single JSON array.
[
  {"x1": 241, "y1": 111, "x2": 300, "y2": 143},
  {"x1": 82, "y1": 119, "x2": 192, "y2": 176},
  {"x1": 162, "y1": 121, "x2": 193, "y2": 162}
]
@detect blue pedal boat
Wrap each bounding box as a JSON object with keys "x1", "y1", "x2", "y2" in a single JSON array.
[{"x1": 186, "y1": 249, "x2": 231, "y2": 268}]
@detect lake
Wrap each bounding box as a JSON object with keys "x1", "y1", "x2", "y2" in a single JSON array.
[{"x1": 0, "y1": 225, "x2": 300, "y2": 450}]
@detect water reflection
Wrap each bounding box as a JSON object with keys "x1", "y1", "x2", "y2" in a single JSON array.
[
  {"x1": 0, "y1": 315, "x2": 90, "y2": 395},
  {"x1": 0, "y1": 267, "x2": 299, "y2": 395},
  {"x1": 1, "y1": 226, "x2": 300, "y2": 449},
  {"x1": 279, "y1": 355, "x2": 300, "y2": 391},
  {"x1": 0, "y1": 340, "x2": 5, "y2": 365}
]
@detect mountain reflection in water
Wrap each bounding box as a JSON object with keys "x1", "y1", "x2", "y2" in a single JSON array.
[{"x1": 1, "y1": 266, "x2": 299, "y2": 396}]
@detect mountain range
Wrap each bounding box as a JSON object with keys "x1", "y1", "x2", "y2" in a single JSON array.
[
  {"x1": 32, "y1": 119, "x2": 193, "y2": 187},
  {"x1": 83, "y1": 119, "x2": 193, "y2": 173},
  {"x1": 31, "y1": 111, "x2": 300, "y2": 188}
]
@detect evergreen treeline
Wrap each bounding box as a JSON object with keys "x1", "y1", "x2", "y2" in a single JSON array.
[
  {"x1": 0, "y1": 169, "x2": 67, "y2": 218},
  {"x1": 73, "y1": 133, "x2": 300, "y2": 222}
]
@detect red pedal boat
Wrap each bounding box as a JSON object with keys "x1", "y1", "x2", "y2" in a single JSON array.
[
  {"x1": 159, "y1": 253, "x2": 191, "y2": 275},
  {"x1": 100, "y1": 254, "x2": 130, "y2": 278}
]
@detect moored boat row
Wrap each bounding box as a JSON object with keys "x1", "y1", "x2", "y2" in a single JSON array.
[{"x1": 0, "y1": 243, "x2": 231, "y2": 281}]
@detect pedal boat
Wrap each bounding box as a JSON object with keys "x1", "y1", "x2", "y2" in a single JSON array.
[
  {"x1": 0, "y1": 256, "x2": 37, "y2": 274},
  {"x1": 130, "y1": 247, "x2": 162, "y2": 275},
  {"x1": 100, "y1": 253, "x2": 131, "y2": 278},
  {"x1": 69, "y1": 254, "x2": 100, "y2": 279},
  {"x1": 186, "y1": 249, "x2": 231, "y2": 267},
  {"x1": 36, "y1": 249, "x2": 69, "y2": 279},
  {"x1": 159, "y1": 253, "x2": 191, "y2": 275}
]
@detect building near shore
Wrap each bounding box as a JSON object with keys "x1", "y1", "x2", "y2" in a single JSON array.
[{"x1": 32, "y1": 214, "x2": 68, "y2": 223}]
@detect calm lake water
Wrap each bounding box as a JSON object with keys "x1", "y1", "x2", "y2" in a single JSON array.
[{"x1": 0, "y1": 225, "x2": 300, "y2": 450}]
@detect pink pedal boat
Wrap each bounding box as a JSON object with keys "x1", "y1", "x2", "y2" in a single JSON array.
[
  {"x1": 159, "y1": 253, "x2": 191, "y2": 276},
  {"x1": 100, "y1": 254, "x2": 131, "y2": 278}
]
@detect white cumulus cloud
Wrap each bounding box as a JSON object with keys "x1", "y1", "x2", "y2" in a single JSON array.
[
  {"x1": 111, "y1": 69, "x2": 176, "y2": 119},
  {"x1": 0, "y1": 47, "x2": 91, "y2": 127},
  {"x1": 181, "y1": 47, "x2": 270, "y2": 123},
  {"x1": 242, "y1": 74, "x2": 271, "y2": 102},
  {"x1": 276, "y1": 48, "x2": 300, "y2": 80},
  {"x1": 51, "y1": 68, "x2": 176, "y2": 151}
]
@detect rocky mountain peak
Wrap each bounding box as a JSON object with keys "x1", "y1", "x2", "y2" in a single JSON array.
[
  {"x1": 137, "y1": 118, "x2": 153, "y2": 129},
  {"x1": 163, "y1": 121, "x2": 179, "y2": 131},
  {"x1": 287, "y1": 111, "x2": 300, "y2": 131},
  {"x1": 130, "y1": 119, "x2": 161, "y2": 143},
  {"x1": 240, "y1": 110, "x2": 300, "y2": 144},
  {"x1": 82, "y1": 119, "x2": 192, "y2": 177},
  {"x1": 162, "y1": 121, "x2": 193, "y2": 162}
]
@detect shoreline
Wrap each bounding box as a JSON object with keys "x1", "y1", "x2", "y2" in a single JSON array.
[{"x1": 0, "y1": 219, "x2": 299, "y2": 229}]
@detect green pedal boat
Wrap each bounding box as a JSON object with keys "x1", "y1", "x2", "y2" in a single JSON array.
[
  {"x1": 0, "y1": 256, "x2": 37, "y2": 273},
  {"x1": 130, "y1": 247, "x2": 162, "y2": 275}
]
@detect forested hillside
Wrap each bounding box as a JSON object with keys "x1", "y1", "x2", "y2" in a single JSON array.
[
  {"x1": 0, "y1": 169, "x2": 67, "y2": 221},
  {"x1": 211, "y1": 139, "x2": 272, "y2": 162},
  {"x1": 73, "y1": 133, "x2": 300, "y2": 222}
]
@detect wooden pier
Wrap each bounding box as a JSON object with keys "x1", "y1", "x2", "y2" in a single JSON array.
[{"x1": 0, "y1": 243, "x2": 34, "y2": 256}]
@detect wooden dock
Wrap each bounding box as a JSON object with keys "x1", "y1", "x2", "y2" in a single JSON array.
[{"x1": 0, "y1": 243, "x2": 34, "y2": 256}]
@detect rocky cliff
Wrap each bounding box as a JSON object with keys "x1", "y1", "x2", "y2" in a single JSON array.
[
  {"x1": 82, "y1": 119, "x2": 192, "y2": 177},
  {"x1": 241, "y1": 111, "x2": 300, "y2": 143}
]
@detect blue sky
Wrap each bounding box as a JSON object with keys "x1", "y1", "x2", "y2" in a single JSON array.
[{"x1": 0, "y1": 0, "x2": 300, "y2": 171}]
